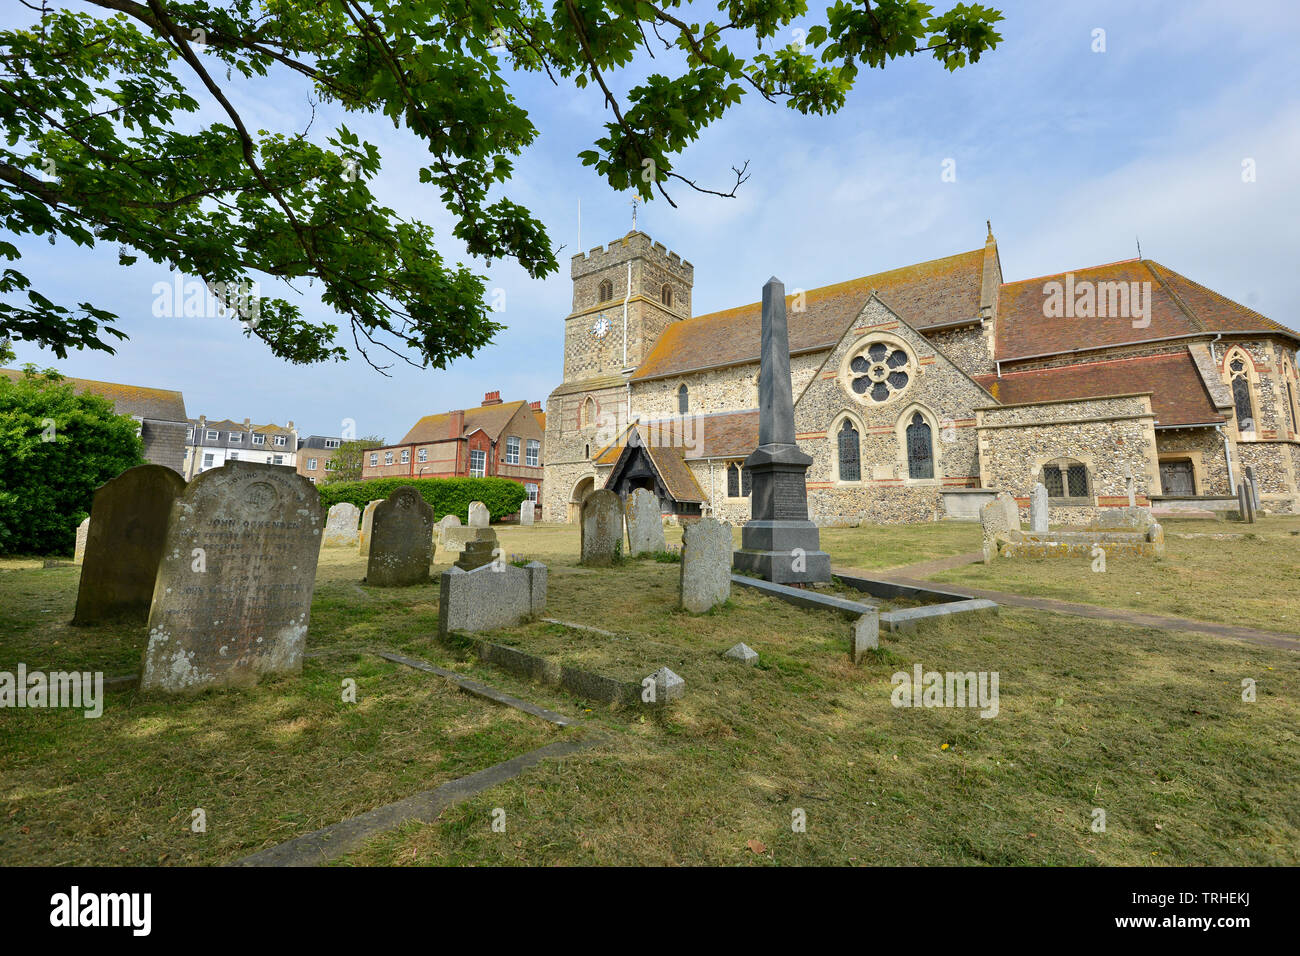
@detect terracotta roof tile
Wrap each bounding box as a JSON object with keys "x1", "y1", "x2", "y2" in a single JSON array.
[
  {"x1": 400, "y1": 400, "x2": 528, "y2": 444},
  {"x1": 1, "y1": 369, "x2": 187, "y2": 422},
  {"x1": 631, "y1": 248, "x2": 986, "y2": 381},
  {"x1": 645, "y1": 445, "x2": 706, "y2": 503},
  {"x1": 995, "y1": 260, "x2": 1295, "y2": 360},
  {"x1": 973, "y1": 352, "x2": 1225, "y2": 426},
  {"x1": 595, "y1": 410, "x2": 760, "y2": 465}
]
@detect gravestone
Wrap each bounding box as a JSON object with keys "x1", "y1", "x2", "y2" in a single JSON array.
[
  {"x1": 997, "y1": 491, "x2": 1020, "y2": 531},
  {"x1": 468, "y1": 501, "x2": 490, "y2": 528},
  {"x1": 454, "y1": 527, "x2": 499, "y2": 571},
  {"x1": 680, "y1": 517, "x2": 732, "y2": 613},
  {"x1": 1237, "y1": 481, "x2": 1256, "y2": 523},
  {"x1": 438, "y1": 562, "x2": 547, "y2": 637},
  {"x1": 1030, "y1": 482, "x2": 1049, "y2": 533},
  {"x1": 979, "y1": 495, "x2": 1016, "y2": 563},
  {"x1": 436, "y1": 514, "x2": 462, "y2": 548},
  {"x1": 322, "y1": 502, "x2": 360, "y2": 547},
  {"x1": 645, "y1": 666, "x2": 684, "y2": 704},
  {"x1": 731, "y1": 276, "x2": 831, "y2": 583},
  {"x1": 519, "y1": 499, "x2": 535, "y2": 526},
  {"x1": 73, "y1": 517, "x2": 89, "y2": 565},
  {"x1": 140, "y1": 461, "x2": 323, "y2": 694},
  {"x1": 366, "y1": 487, "x2": 435, "y2": 586},
  {"x1": 626, "y1": 488, "x2": 666, "y2": 556},
  {"x1": 358, "y1": 499, "x2": 382, "y2": 555},
  {"x1": 1245, "y1": 465, "x2": 1259, "y2": 509},
  {"x1": 73, "y1": 464, "x2": 187, "y2": 624},
  {"x1": 580, "y1": 489, "x2": 623, "y2": 566}
]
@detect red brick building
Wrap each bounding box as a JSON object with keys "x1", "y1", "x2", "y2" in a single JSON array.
[{"x1": 362, "y1": 392, "x2": 545, "y2": 508}]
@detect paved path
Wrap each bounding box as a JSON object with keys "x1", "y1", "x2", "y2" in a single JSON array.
[{"x1": 839, "y1": 563, "x2": 1300, "y2": 652}]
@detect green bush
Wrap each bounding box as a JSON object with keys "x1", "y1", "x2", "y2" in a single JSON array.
[
  {"x1": 0, "y1": 367, "x2": 146, "y2": 555},
  {"x1": 317, "y1": 476, "x2": 528, "y2": 522}
]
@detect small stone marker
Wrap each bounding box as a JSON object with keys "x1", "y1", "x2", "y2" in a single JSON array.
[
  {"x1": 724, "y1": 642, "x2": 758, "y2": 665},
  {"x1": 646, "y1": 666, "x2": 684, "y2": 704},
  {"x1": 454, "y1": 527, "x2": 499, "y2": 571},
  {"x1": 74, "y1": 464, "x2": 187, "y2": 624},
  {"x1": 322, "y1": 502, "x2": 360, "y2": 548},
  {"x1": 1245, "y1": 465, "x2": 1260, "y2": 509},
  {"x1": 73, "y1": 517, "x2": 89, "y2": 564},
  {"x1": 679, "y1": 517, "x2": 731, "y2": 613},
  {"x1": 140, "y1": 461, "x2": 323, "y2": 694},
  {"x1": 437, "y1": 561, "x2": 547, "y2": 638},
  {"x1": 358, "y1": 499, "x2": 382, "y2": 555},
  {"x1": 851, "y1": 611, "x2": 879, "y2": 665},
  {"x1": 979, "y1": 494, "x2": 1016, "y2": 563},
  {"x1": 1237, "y1": 481, "x2": 1256, "y2": 523},
  {"x1": 997, "y1": 491, "x2": 1020, "y2": 531},
  {"x1": 366, "y1": 487, "x2": 435, "y2": 587},
  {"x1": 468, "y1": 500, "x2": 490, "y2": 528},
  {"x1": 625, "y1": 488, "x2": 666, "y2": 556},
  {"x1": 519, "y1": 499, "x2": 535, "y2": 526},
  {"x1": 580, "y1": 489, "x2": 623, "y2": 566},
  {"x1": 1030, "y1": 482, "x2": 1049, "y2": 533}
]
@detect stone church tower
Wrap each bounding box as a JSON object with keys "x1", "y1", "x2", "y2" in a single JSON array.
[{"x1": 544, "y1": 231, "x2": 693, "y2": 520}]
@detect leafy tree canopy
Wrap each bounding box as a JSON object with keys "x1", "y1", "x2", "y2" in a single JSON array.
[
  {"x1": 0, "y1": 365, "x2": 146, "y2": 555},
  {"x1": 0, "y1": 0, "x2": 1002, "y2": 371},
  {"x1": 324, "y1": 433, "x2": 385, "y2": 483}
]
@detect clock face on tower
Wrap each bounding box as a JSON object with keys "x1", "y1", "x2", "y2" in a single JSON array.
[{"x1": 591, "y1": 314, "x2": 611, "y2": 339}]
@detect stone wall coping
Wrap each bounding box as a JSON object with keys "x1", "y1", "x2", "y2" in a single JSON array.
[
  {"x1": 974, "y1": 391, "x2": 1153, "y2": 413},
  {"x1": 976, "y1": 411, "x2": 1155, "y2": 430}
]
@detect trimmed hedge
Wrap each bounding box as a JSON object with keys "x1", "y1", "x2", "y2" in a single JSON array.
[{"x1": 317, "y1": 476, "x2": 529, "y2": 523}]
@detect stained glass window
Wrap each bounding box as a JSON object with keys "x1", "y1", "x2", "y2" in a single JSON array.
[
  {"x1": 838, "y1": 420, "x2": 860, "y2": 481},
  {"x1": 678, "y1": 384, "x2": 689, "y2": 414},
  {"x1": 727, "y1": 462, "x2": 740, "y2": 497},
  {"x1": 906, "y1": 412, "x2": 933, "y2": 479}
]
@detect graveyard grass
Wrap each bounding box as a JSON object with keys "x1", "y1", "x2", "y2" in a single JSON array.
[{"x1": 1, "y1": 518, "x2": 1297, "y2": 866}]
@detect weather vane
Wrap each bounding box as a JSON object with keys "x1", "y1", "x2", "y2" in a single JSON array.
[{"x1": 630, "y1": 195, "x2": 639, "y2": 231}]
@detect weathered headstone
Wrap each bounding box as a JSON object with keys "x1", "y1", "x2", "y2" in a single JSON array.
[
  {"x1": 519, "y1": 499, "x2": 535, "y2": 526},
  {"x1": 1245, "y1": 465, "x2": 1260, "y2": 509},
  {"x1": 626, "y1": 488, "x2": 666, "y2": 556},
  {"x1": 468, "y1": 500, "x2": 490, "y2": 528},
  {"x1": 724, "y1": 642, "x2": 758, "y2": 665},
  {"x1": 73, "y1": 517, "x2": 89, "y2": 565},
  {"x1": 997, "y1": 491, "x2": 1020, "y2": 531},
  {"x1": 732, "y1": 276, "x2": 831, "y2": 583},
  {"x1": 1030, "y1": 482, "x2": 1049, "y2": 533},
  {"x1": 1093, "y1": 506, "x2": 1154, "y2": 530},
  {"x1": 979, "y1": 495, "x2": 1016, "y2": 563},
  {"x1": 366, "y1": 487, "x2": 435, "y2": 587},
  {"x1": 438, "y1": 562, "x2": 547, "y2": 637},
  {"x1": 73, "y1": 464, "x2": 187, "y2": 624},
  {"x1": 851, "y1": 611, "x2": 880, "y2": 665},
  {"x1": 436, "y1": 513, "x2": 462, "y2": 548},
  {"x1": 1237, "y1": 481, "x2": 1256, "y2": 523},
  {"x1": 680, "y1": 517, "x2": 732, "y2": 613},
  {"x1": 140, "y1": 462, "x2": 323, "y2": 694},
  {"x1": 454, "y1": 527, "x2": 499, "y2": 571},
  {"x1": 580, "y1": 489, "x2": 623, "y2": 566},
  {"x1": 322, "y1": 502, "x2": 360, "y2": 548},
  {"x1": 358, "y1": 499, "x2": 382, "y2": 555}
]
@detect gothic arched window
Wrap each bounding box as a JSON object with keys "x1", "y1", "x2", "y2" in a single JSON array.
[
  {"x1": 727, "y1": 462, "x2": 740, "y2": 497},
  {"x1": 1229, "y1": 355, "x2": 1254, "y2": 431},
  {"x1": 598, "y1": 279, "x2": 613, "y2": 302},
  {"x1": 837, "y1": 419, "x2": 860, "y2": 482},
  {"x1": 905, "y1": 412, "x2": 933, "y2": 479},
  {"x1": 677, "y1": 384, "x2": 689, "y2": 414},
  {"x1": 661, "y1": 284, "x2": 673, "y2": 307}
]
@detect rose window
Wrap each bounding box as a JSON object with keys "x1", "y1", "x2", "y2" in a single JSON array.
[{"x1": 850, "y1": 342, "x2": 911, "y2": 402}]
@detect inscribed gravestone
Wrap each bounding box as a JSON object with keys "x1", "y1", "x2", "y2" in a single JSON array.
[
  {"x1": 140, "y1": 461, "x2": 323, "y2": 694},
  {"x1": 626, "y1": 488, "x2": 666, "y2": 556},
  {"x1": 367, "y1": 486, "x2": 435, "y2": 586},
  {"x1": 322, "y1": 502, "x2": 360, "y2": 547},
  {"x1": 580, "y1": 489, "x2": 623, "y2": 566},
  {"x1": 74, "y1": 464, "x2": 187, "y2": 624},
  {"x1": 680, "y1": 517, "x2": 731, "y2": 613},
  {"x1": 358, "y1": 499, "x2": 382, "y2": 555},
  {"x1": 468, "y1": 501, "x2": 490, "y2": 528},
  {"x1": 1030, "y1": 482, "x2": 1049, "y2": 533},
  {"x1": 73, "y1": 517, "x2": 89, "y2": 564}
]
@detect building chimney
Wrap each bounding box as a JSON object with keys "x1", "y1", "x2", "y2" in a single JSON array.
[
  {"x1": 482, "y1": 391, "x2": 502, "y2": 406},
  {"x1": 529, "y1": 401, "x2": 541, "y2": 411},
  {"x1": 448, "y1": 409, "x2": 465, "y2": 439},
  {"x1": 243, "y1": 417, "x2": 251, "y2": 427}
]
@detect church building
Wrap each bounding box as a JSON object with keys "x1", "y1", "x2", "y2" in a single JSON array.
[{"x1": 542, "y1": 226, "x2": 1300, "y2": 524}]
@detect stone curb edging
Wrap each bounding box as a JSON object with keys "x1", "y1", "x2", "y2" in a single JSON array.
[
  {"x1": 373, "y1": 650, "x2": 575, "y2": 727},
  {"x1": 230, "y1": 736, "x2": 603, "y2": 867}
]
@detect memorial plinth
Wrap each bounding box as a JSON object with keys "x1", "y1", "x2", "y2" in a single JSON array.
[{"x1": 732, "y1": 276, "x2": 831, "y2": 584}]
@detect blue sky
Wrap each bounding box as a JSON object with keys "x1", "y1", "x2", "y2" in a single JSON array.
[{"x1": 5, "y1": 0, "x2": 1299, "y2": 441}]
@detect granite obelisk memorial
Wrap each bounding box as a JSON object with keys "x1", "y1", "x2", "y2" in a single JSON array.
[{"x1": 732, "y1": 277, "x2": 831, "y2": 584}]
